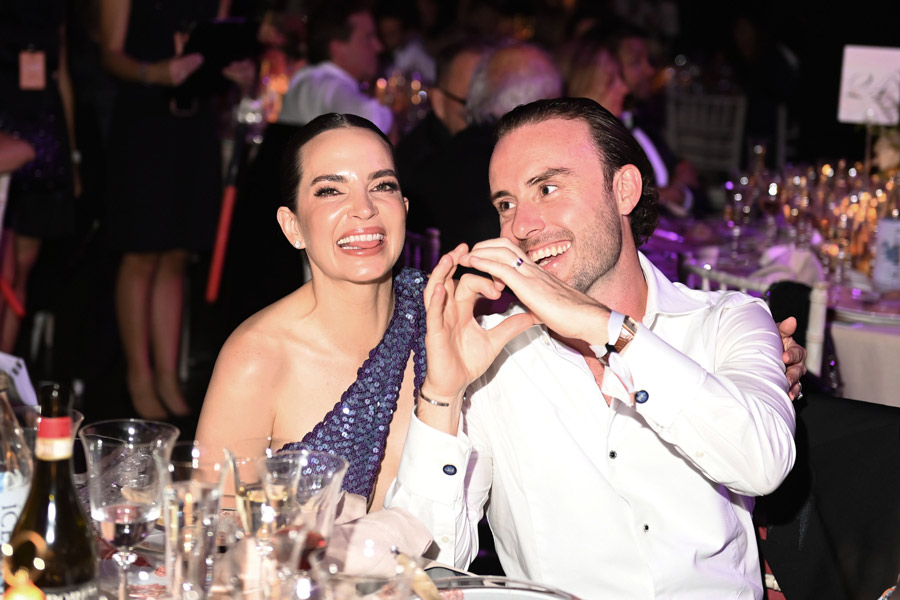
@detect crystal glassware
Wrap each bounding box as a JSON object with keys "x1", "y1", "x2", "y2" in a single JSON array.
[
  {"x1": 79, "y1": 419, "x2": 180, "y2": 600},
  {"x1": 160, "y1": 441, "x2": 227, "y2": 600}
]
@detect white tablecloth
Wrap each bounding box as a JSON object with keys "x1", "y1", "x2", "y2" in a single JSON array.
[{"x1": 831, "y1": 321, "x2": 900, "y2": 408}]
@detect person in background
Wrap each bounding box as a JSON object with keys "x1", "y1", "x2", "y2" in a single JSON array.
[
  {"x1": 278, "y1": 0, "x2": 392, "y2": 135},
  {"x1": 0, "y1": 2, "x2": 79, "y2": 355},
  {"x1": 375, "y1": 0, "x2": 436, "y2": 85},
  {"x1": 414, "y1": 42, "x2": 563, "y2": 256},
  {"x1": 576, "y1": 23, "x2": 708, "y2": 217},
  {"x1": 386, "y1": 98, "x2": 799, "y2": 598},
  {"x1": 397, "y1": 38, "x2": 491, "y2": 233},
  {"x1": 100, "y1": 0, "x2": 243, "y2": 418}
]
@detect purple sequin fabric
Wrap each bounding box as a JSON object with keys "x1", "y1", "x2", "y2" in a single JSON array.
[{"x1": 282, "y1": 268, "x2": 427, "y2": 499}]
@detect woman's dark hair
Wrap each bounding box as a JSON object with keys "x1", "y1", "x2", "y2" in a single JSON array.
[
  {"x1": 494, "y1": 97, "x2": 659, "y2": 247},
  {"x1": 280, "y1": 113, "x2": 394, "y2": 211}
]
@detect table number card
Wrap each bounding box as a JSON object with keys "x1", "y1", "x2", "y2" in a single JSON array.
[{"x1": 838, "y1": 45, "x2": 900, "y2": 126}]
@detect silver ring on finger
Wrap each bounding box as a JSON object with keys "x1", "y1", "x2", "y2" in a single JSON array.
[{"x1": 513, "y1": 257, "x2": 524, "y2": 270}]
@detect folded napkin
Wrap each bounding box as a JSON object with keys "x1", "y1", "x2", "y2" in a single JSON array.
[
  {"x1": 325, "y1": 492, "x2": 434, "y2": 576},
  {"x1": 752, "y1": 245, "x2": 826, "y2": 287}
]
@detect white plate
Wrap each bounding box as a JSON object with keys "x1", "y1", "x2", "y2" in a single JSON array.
[
  {"x1": 433, "y1": 577, "x2": 579, "y2": 599},
  {"x1": 829, "y1": 286, "x2": 900, "y2": 326}
]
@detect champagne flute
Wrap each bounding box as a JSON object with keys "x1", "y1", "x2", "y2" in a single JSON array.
[{"x1": 80, "y1": 419, "x2": 179, "y2": 600}]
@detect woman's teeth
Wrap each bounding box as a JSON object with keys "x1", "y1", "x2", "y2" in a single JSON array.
[
  {"x1": 337, "y1": 233, "x2": 385, "y2": 248},
  {"x1": 529, "y1": 243, "x2": 571, "y2": 264}
]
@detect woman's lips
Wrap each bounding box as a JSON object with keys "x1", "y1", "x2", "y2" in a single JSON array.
[{"x1": 336, "y1": 232, "x2": 385, "y2": 250}]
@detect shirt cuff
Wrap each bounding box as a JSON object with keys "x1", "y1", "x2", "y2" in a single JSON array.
[
  {"x1": 396, "y1": 411, "x2": 472, "y2": 503},
  {"x1": 620, "y1": 324, "x2": 707, "y2": 427}
]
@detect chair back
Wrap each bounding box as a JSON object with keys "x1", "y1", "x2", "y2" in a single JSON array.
[
  {"x1": 665, "y1": 92, "x2": 747, "y2": 176},
  {"x1": 401, "y1": 228, "x2": 440, "y2": 272}
]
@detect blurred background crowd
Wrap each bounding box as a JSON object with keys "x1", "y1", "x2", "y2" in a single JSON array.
[{"x1": 0, "y1": 0, "x2": 896, "y2": 434}]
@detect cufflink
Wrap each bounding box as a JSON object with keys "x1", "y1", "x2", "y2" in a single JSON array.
[
  {"x1": 442, "y1": 464, "x2": 457, "y2": 476},
  {"x1": 635, "y1": 390, "x2": 649, "y2": 404}
]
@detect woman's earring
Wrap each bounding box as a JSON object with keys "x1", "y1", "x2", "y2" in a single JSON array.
[{"x1": 294, "y1": 241, "x2": 302, "y2": 249}]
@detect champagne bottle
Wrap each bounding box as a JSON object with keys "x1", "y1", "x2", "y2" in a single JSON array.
[{"x1": 7, "y1": 383, "x2": 97, "y2": 600}]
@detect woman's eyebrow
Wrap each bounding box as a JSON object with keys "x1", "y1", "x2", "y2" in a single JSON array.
[
  {"x1": 310, "y1": 173, "x2": 346, "y2": 185},
  {"x1": 369, "y1": 169, "x2": 398, "y2": 181}
]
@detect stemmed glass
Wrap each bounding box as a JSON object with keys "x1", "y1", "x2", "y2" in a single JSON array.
[{"x1": 79, "y1": 419, "x2": 180, "y2": 600}]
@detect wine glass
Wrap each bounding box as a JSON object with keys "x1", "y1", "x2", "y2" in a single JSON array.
[{"x1": 79, "y1": 419, "x2": 180, "y2": 600}]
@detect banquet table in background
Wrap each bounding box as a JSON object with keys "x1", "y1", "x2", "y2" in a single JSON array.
[{"x1": 643, "y1": 216, "x2": 900, "y2": 408}]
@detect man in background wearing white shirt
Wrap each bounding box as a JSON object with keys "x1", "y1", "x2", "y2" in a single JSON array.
[
  {"x1": 386, "y1": 97, "x2": 798, "y2": 599},
  {"x1": 278, "y1": 1, "x2": 392, "y2": 134}
]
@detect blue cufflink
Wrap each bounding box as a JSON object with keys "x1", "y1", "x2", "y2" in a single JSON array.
[
  {"x1": 442, "y1": 464, "x2": 457, "y2": 476},
  {"x1": 635, "y1": 390, "x2": 649, "y2": 404}
]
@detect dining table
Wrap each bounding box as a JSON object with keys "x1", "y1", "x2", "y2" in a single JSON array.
[{"x1": 642, "y1": 215, "x2": 900, "y2": 409}]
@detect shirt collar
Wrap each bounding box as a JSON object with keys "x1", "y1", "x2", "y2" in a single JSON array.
[
  {"x1": 639, "y1": 251, "x2": 710, "y2": 321},
  {"x1": 297, "y1": 61, "x2": 358, "y2": 86}
]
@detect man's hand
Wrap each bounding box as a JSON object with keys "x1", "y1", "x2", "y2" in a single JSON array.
[
  {"x1": 459, "y1": 238, "x2": 612, "y2": 346},
  {"x1": 420, "y1": 244, "x2": 534, "y2": 433},
  {"x1": 778, "y1": 317, "x2": 807, "y2": 400}
]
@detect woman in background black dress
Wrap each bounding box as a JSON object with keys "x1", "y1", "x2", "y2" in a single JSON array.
[
  {"x1": 0, "y1": 0, "x2": 78, "y2": 355},
  {"x1": 100, "y1": 0, "x2": 228, "y2": 418}
]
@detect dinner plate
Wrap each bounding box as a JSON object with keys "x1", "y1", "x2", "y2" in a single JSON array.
[
  {"x1": 433, "y1": 577, "x2": 580, "y2": 599},
  {"x1": 829, "y1": 285, "x2": 900, "y2": 326}
]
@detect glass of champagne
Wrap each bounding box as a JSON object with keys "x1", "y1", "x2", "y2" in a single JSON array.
[{"x1": 79, "y1": 419, "x2": 180, "y2": 600}]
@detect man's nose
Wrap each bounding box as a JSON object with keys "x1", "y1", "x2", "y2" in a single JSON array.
[{"x1": 510, "y1": 203, "x2": 543, "y2": 240}]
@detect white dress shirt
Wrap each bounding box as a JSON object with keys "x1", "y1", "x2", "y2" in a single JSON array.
[
  {"x1": 278, "y1": 61, "x2": 393, "y2": 134},
  {"x1": 385, "y1": 253, "x2": 795, "y2": 599}
]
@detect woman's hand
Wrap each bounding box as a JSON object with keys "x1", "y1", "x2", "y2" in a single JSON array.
[
  {"x1": 223, "y1": 59, "x2": 257, "y2": 95},
  {"x1": 419, "y1": 245, "x2": 534, "y2": 433},
  {"x1": 150, "y1": 53, "x2": 204, "y2": 86}
]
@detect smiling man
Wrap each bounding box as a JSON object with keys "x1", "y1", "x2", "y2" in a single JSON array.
[{"x1": 385, "y1": 98, "x2": 798, "y2": 599}]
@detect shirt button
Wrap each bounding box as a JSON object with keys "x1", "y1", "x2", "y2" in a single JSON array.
[
  {"x1": 441, "y1": 536, "x2": 450, "y2": 543},
  {"x1": 635, "y1": 390, "x2": 649, "y2": 404},
  {"x1": 442, "y1": 464, "x2": 457, "y2": 476},
  {"x1": 643, "y1": 524, "x2": 650, "y2": 532},
  {"x1": 609, "y1": 450, "x2": 617, "y2": 459}
]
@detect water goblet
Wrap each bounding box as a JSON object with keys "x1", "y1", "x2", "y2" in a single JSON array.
[{"x1": 79, "y1": 419, "x2": 180, "y2": 600}]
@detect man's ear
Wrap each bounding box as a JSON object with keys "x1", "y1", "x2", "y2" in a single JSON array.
[
  {"x1": 430, "y1": 88, "x2": 448, "y2": 123},
  {"x1": 276, "y1": 206, "x2": 305, "y2": 249},
  {"x1": 613, "y1": 164, "x2": 643, "y2": 216}
]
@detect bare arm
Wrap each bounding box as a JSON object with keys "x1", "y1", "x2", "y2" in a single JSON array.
[
  {"x1": 57, "y1": 23, "x2": 79, "y2": 196},
  {"x1": 99, "y1": 0, "x2": 203, "y2": 86},
  {"x1": 196, "y1": 328, "x2": 279, "y2": 464},
  {"x1": 0, "y1": 133, "x2": 35, "y2": 173}
]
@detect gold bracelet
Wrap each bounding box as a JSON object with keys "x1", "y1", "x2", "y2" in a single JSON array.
[{"x1": 419, "y1": 390, "x2": 450, "y2": 407}]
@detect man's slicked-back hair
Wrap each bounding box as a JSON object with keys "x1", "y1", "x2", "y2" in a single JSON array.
[
  {"x1": 306, "y1": 0, "x2": 370, "y2": 64},
  {"x1": 281, "y1": 113, "x2": 394, "y2": 211},
  {"x1": 494, "y1": 97, "x2": 659, "y2": 247}
]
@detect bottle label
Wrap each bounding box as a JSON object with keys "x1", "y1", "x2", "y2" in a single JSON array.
[
  {"x1": 0, "y1": 485, "x2": 29, "y2": 544},
  {"x1": 42, "y1": 580, "x2": 100, "y2": 600},
  {"x1": 35, "y1": 417, "x2": 72, "y2": 461}
]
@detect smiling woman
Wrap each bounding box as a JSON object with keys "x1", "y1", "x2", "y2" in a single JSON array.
[{"x1": 196, "y1": 114, "x2": 424, "y2": 513}]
